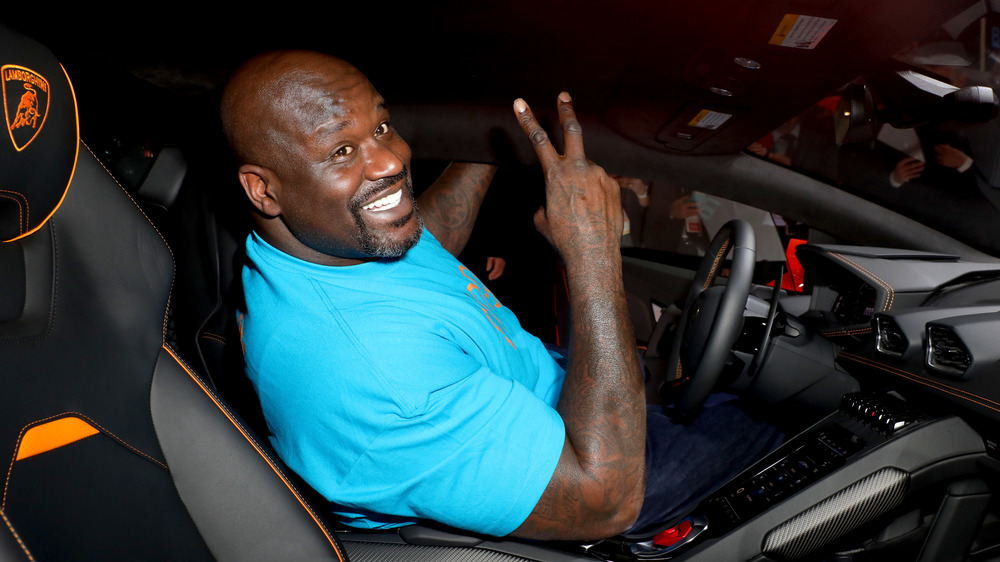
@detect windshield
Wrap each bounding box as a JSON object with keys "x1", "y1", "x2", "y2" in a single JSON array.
[{"x1": 746, "y1": 4, "x2": 1000, "y2": 257}]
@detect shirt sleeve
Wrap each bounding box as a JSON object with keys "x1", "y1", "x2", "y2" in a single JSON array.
[
  {"x1": 342, "y1": 361, "x2": 566, "y2": 536},
  {"x1": 958, "y1": 154, "x2": 974, "y2": 173}
]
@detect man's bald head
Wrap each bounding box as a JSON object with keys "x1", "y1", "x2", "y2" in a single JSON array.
[
  {"x1": 221, "y1": 50, "x2": 417, "y2": 266},
  {"x1": 220, "y1": 50, "x2": 367, "y2": 173}
]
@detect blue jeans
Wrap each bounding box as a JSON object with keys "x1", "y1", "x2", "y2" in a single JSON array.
[{"x1": 629, "y1": 394, "x2": 785, "y2": 533}]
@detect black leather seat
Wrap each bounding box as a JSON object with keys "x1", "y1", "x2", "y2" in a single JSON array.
[{"x1": 0, "y1": 25, "x2": 346, "y2": 561}]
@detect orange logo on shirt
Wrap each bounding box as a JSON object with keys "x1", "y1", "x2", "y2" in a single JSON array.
[
  {"x1": 460, "y1": 265, "x2": 515, "y2": 349},
  {"x1": 3, "y1": 65, "x2": 49, "y2": 152}
]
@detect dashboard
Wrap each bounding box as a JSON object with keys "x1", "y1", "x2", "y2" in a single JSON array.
[
  {"x1": 830, "y1": 280, "x2": 877, "y2": 326},
  {"x1": 794, "y1": 244, "x2": 1000, "y2": 426},
  {"x1": 590, "y1": 242, "x2": 1000, "y2": 560}
]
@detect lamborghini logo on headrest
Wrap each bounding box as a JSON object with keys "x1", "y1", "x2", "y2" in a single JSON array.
[{"x1": 3, "y1": 65, "x2": 50, "y2": 152}]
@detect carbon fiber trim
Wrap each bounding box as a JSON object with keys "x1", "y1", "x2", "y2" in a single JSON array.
[
  {"x1": 342, "y1": 540, "x2": 536, "y2": 562},
  {"x1": 762, "y1": 467, "x2": 909, "y2": 560}
]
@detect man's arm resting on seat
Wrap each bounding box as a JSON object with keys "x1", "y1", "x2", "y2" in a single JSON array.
[
  {"x1": 510, "y1": 94, "x2": 646, "y2": 542},
  {"x1": 418, "y1": 162, "x2": 498, "y2": 256}
]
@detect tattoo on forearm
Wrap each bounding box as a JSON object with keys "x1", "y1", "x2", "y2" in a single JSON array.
[
  {"x1": 419, "y1": 163, "x2": 496, "y2": 255},
  {"x1": 516, "y1": 251, "x2": 646, "y2": 540},
  {"x1": 422, "y1": 190, "x2": 473, "y2": 230}
]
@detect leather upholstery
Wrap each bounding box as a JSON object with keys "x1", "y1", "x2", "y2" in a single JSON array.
[{"x1": 0, "y1": 24, "x2": 345, "y2": 561}]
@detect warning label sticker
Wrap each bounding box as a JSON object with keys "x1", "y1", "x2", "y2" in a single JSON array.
[
  {"x1": 687, "y1": 109, "x2": 732, "y2": 130},
  {"x1": 769, "y1": 14, "x2": 837, "y2": 49}
]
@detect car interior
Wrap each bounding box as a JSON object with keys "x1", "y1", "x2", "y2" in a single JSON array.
[{"x1": 9, "y1": 0, "x2": 1000, "y2": 560}]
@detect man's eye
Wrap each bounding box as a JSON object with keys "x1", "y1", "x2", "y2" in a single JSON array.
[
  {"x1": 333, "y1": 145, "x2": 355, "y2": 158},
  {"x1": 375, "y1": 122, "x2": 391, "y2": 136}
]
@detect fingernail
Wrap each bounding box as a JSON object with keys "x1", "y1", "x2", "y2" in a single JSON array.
[
  {"x1": 559, "y1": 91, "x2": 572, "y2": 102},
  {"x1": 514, "y1": 98, "x2": 527, "y2": 113}
]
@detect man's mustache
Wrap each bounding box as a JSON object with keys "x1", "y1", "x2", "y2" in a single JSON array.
[{"x1": 351, "y1": 166, "x2": 410, "y2": 211}]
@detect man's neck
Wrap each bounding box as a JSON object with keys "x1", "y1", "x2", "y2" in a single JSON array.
[{"x1": 252, "y1": 220, "x2": 370, "y2": 267}]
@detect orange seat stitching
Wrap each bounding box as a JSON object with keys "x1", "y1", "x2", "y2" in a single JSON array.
[
  {"x1": 0, "y1": 190, "x2": 28, "y2": 233},
  {"x1": 0, "y1": 509, "x2": 35, "y2": 561},
  {"x1": 199, "y1": 332, "x2": 226, "y2": 344},
  {"x1": 15, "y1": 417, "x2": 98, "y2": 461},
  {"x1": 3, "y1": 412, "x2": 168, "y2": 510},
  {"x1": 81, "y1": 142, "x2": 176, "y2": 341},
  {"x1": 162, "y1": 345, "x2": 345, "y2": 560}
]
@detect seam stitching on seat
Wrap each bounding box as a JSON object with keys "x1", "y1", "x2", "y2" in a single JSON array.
[
  {"x1": 199, "y1": 332, "x2": 226, "y2": 344},
  {"x1": 81, "y1": 142, "x2": 176, "y2": 341},
  {"x1": 3, "y1": 412, "x2": 168, "y2": 509},
  {"x1": 0, "y1": 221, "x2": 59, "y2": 345},
  {"x1": 0, "y1": 190, "x2": 28, "y2": 233},
  {"x1": 0, "y1": 509, "x2": 34, "y2": 561},
  {"x1": 162, "y1": 345, "x2": 345, "y2": 560}
]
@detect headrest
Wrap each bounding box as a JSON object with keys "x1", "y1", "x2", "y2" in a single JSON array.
[{"x1": 0, "y1": 25, "x2": 78, "y2": 242}]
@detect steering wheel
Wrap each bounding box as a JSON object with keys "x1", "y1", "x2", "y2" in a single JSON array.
[{"x1": 665, "y1": 219, "x2": 756, "y2": 414}]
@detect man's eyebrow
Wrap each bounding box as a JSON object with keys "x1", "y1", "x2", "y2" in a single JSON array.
[
  {"x1": 313, "y1": 99, "x2": 389, "y2": 135},
  {"x1": 310, "y1": 99, "x2": 391, "y2": 142},
  {"x1": 312, "y1": 119, "x2": 352, "y2": 142}
]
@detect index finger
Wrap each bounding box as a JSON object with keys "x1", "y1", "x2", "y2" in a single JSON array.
[
  {"x1": 557, "y1": 92, "x2": 585, "y2": 159},
  {"x1": 513, "y1": 98, "x2": 559, "y2": 165}
]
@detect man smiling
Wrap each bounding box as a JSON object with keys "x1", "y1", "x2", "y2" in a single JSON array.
[
  {"x1": 222, "y1": 50, "x2": 781, "y2": 541},
  {"x1": 222, "y1": 53, "x2": 428, "y2": 264}
]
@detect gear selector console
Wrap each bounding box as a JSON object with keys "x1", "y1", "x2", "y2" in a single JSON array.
[{"x1": 593, "y1": 393, "x2": 924, "y2": 560}]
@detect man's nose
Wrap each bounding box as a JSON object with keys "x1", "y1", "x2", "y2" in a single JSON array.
[{"x1": 363, "y1": 142, "x2": 406, "y2": 181}]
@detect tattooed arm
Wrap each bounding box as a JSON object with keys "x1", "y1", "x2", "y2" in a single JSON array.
[
  {"x1": 511, "y1": 93, "x2": 646, "y2": 541},
  {"x1": 417, "y1": 162, "x2": 498, "y2": 256}
]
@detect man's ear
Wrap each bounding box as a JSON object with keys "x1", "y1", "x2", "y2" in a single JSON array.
[{"x1": 239, "y1": 165, "x2": 282, "y2": 217}]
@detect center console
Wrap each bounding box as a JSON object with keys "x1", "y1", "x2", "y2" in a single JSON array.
[{"x1": 591, "y1": 392, "x2": 985, "y2": 561}]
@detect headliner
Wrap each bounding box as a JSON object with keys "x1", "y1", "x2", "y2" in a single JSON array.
[{"x1": 10, "y1": 0, "x2": 977, "y2": 155}]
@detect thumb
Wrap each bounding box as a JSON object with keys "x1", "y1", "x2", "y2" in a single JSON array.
[{"x1": 533, "y1": 206, "x2": 554, "y2": 247}]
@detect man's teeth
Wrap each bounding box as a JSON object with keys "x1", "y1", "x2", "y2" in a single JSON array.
[{"x1": 362, "y1": 189, "x2": 402, "y2": 211}]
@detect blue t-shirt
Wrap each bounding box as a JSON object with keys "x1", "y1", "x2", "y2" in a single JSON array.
[{"x1": 240, "y1": 229, "x2": 566, "y2": 536}]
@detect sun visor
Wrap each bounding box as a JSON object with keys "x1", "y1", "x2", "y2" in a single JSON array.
[
  {"x1": 0, "y1": 25, "x2": 79, "y2": 242},
  {"x1": 657, "y1": 103, "x2": 747, "y2": 152}
]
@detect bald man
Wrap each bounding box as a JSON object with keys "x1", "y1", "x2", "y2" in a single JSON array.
[{"x1": 221, "y1": 50, "x2": 782, "y2": 541}]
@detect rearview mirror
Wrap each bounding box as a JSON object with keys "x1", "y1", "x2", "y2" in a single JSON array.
[
  {"x1": 835, "y1": 83, "x2": 877, "y2": 144},
  {"x1": 837, "y1": 71, "x2": 1000, "y2": 145}
]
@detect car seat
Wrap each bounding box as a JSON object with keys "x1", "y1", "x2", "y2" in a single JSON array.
[{"x1": 0, "y1": 25, "x2": 346, "y2": 561}]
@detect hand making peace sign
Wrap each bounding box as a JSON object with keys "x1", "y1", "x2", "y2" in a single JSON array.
[{"x1": 513, "y1": 93, "x2": 623, "y2": 264}]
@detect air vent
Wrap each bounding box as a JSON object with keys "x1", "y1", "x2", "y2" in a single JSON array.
[
  {"x1": 926, "y1": 326, "x2": 972, "y2": 377},
  {"x1": 874, "y1": 317, "x2": 907, "y2": 357}
]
